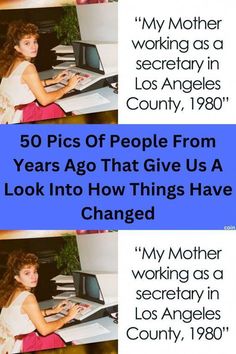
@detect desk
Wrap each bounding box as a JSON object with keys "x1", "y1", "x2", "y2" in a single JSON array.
[
  {"x1": 39, "y1": 70, "x2": 118, "y2": 115},
  {"x1": 40, "y1": 299, "x2": 118, "y2": 345},
  {"x1": 71, "y1": 86, "x2": 118, "y2": 116},
  {"x1": 58, "y1": 317, "x2": 117, "y2": 345}
]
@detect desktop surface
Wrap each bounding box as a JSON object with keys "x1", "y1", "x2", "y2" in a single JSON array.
[
  {"x1": 57, "y1": 316, "x2": 118, "y2": 345},
  {"x1": 40, "y1": 299, "x2": 117, "y2": 345},
  {"x1": 39, "y1": 69, "x2": 118, "y2": 116}
]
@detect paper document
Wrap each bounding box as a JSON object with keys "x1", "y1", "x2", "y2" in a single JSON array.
[
  {"x1": 51, "y1": 45, "x2": 73, "y2": 53},
  {"x1": 57, "y1": 284, "x2": 75, "y2": 291},
  {"x1": 52, "y1": 291, "x2": 76, "y2": 299},
  {"x1": 52, "y1": 62, "x2": 76, "y2": 70},
  {"x1": 57, "y1": 93, "x2": 110, "y2": 113},
  {"x1": 56, "y1": 54, "x2": 75, "y2": 61},
  {"x1": 51, "y1": 275, "x2": 74, "y2": 283},
  {"x1": 57, "y1": 323, "x2": 110, "y2": 342}
]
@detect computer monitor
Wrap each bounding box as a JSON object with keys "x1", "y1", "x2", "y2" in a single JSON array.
[
  {"x1": 73, "y1": 41, "x2": 104, "y2": 74},
  {"x1": 76, "y1": 3, "x2": 118, "y2": 42},
  {"x1": 73, "y1": 271, "x2": 104, "y2": 304},
  {"x1": 73, "y1": 270, "x2": 118, "y2": 305},
  {"x1": 73, "y1": 40, "x2": 118, "y2": 77},
  {"x1": 76, "y1": 231, "x2": 118, "y2": 273}
]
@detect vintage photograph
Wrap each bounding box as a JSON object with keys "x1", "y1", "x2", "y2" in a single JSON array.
[{"x1": 0, "y1": 0, "x2": 118, "y2": 124}]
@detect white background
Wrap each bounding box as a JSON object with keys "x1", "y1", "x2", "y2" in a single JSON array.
[
  {"x1": 118, "y1": 1, "x2": 236, "y2": 352},
  {"x1": 119, "y1": 230, "x2": 236, "y2": 353},
  {"x1": 119, "y1": 0, "x2": 236, "y2": 124}
]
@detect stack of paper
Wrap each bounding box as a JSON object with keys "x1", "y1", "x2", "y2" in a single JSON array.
[
  {"x1": 51, "y1": 45, "x2": 75, "y2": 69},
  {"x1": 51, "y1": 274, "x2": 76, "y2": 298},
  {"x1": 51, "y1": 45, "x2": 74, "y2": 54},
  {"x1": 57, "y1": 323, "x2": 110, "y2": 343},
  {"x1": 51, "y1": 275, "x2": 74, "y2": 283},
  {"x1": 52, "y1": 291, "x2": 76, "y2": 300}
]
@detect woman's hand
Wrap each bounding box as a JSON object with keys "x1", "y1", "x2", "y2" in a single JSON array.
[
  {"x1": 66, "y1": 303, "x2": 81, "y2": 322},
  {"x1": 52, "y1": 300, "x2": 68, "y2": 315},
  {"x1": 66, "y1": 74, "x2": 82, "y2": 91},
  {"x1": 52, "y1": 70, "x2": 69, "y2": 84},
  {"x1": 23, "y1": 63, "x2": 82, "y2": 105}
]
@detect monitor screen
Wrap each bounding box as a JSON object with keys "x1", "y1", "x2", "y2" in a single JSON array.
[
  {"x1": 73, "y1": 271, "x2": 104, "y2": 304},
  {"x1": 85, "y1": 46, "x2": 100, "y2": 69},
  {"x1": 76, "y1": 231, "x2": 118, "y2": 273},
  {"x1": 86, "y1": 275, "x2": 100, "y2": 298},
  {"x1": 73, "y1": 41, "x2": 104, "y2": 74}
]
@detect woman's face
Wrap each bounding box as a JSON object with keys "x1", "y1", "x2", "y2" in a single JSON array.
[
  {"x1": 14, "y1": 35, "x2": 38, "y2": 59},
  {"x1": 15, "y1": 265, "x2": 39, "y2": 289}
]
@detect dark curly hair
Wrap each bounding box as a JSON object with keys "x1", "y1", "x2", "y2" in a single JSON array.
[
  {"x1": 0, "y1": 250, "x2": 39, "y2": 307},
  {"x1": 0, "y1": 21, "x2": 39, "y2": 77}
]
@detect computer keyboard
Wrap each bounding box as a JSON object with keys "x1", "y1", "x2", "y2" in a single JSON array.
[
  {"x1": 60, "y1": 301, "x2": 93, "y2": 320},
  {"x1": 60, "y1": 69, "x2": 94, "y2": 91},
  {"x1": 59, "y1": 302, "x2": 73, "y2": 316}
]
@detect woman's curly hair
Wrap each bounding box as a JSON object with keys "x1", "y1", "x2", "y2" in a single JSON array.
[
  {"x1": 0, "y1": 21, "x2": 39, "y2": 77},
  {"x1": 0, "y1": 250, "x2": 39, "y2": 307}
]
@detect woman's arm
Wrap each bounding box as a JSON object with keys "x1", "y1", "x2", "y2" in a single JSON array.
[
  {"x1": 41, "y1": 70, "x2": 69, "y2": 87},
  {"x1": 41, "y1": 300, "x2": 68, "y2": 317},
  {"x1": 22, "y1": 294, "x2": 80, "y2": 336},
  {"x1": 22, "y1": 64, "x2": 80, "y2": 106}
]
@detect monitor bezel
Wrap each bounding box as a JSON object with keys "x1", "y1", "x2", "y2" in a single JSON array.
[
  {"x1": 73, "y1": 41, "x2": 105, "y2": 74},
  {"x1": 73, "y1": 271, "x2": 105, "y2": 305}
]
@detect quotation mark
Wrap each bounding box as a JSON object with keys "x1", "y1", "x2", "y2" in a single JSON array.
[
  {"x1": 135, "y1": 17, "x2": 142, "y2": 23},
  {"x1": 135, "y1": 246, "x2": 142, "y2": 252}
]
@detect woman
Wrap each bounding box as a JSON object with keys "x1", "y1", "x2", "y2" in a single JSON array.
[
  {"x1": 0, "y1": 21, "x2": 80, "y2": 124},
  {"x1": 0, "y1": 250, "x2": 80, "y2": 353}
]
